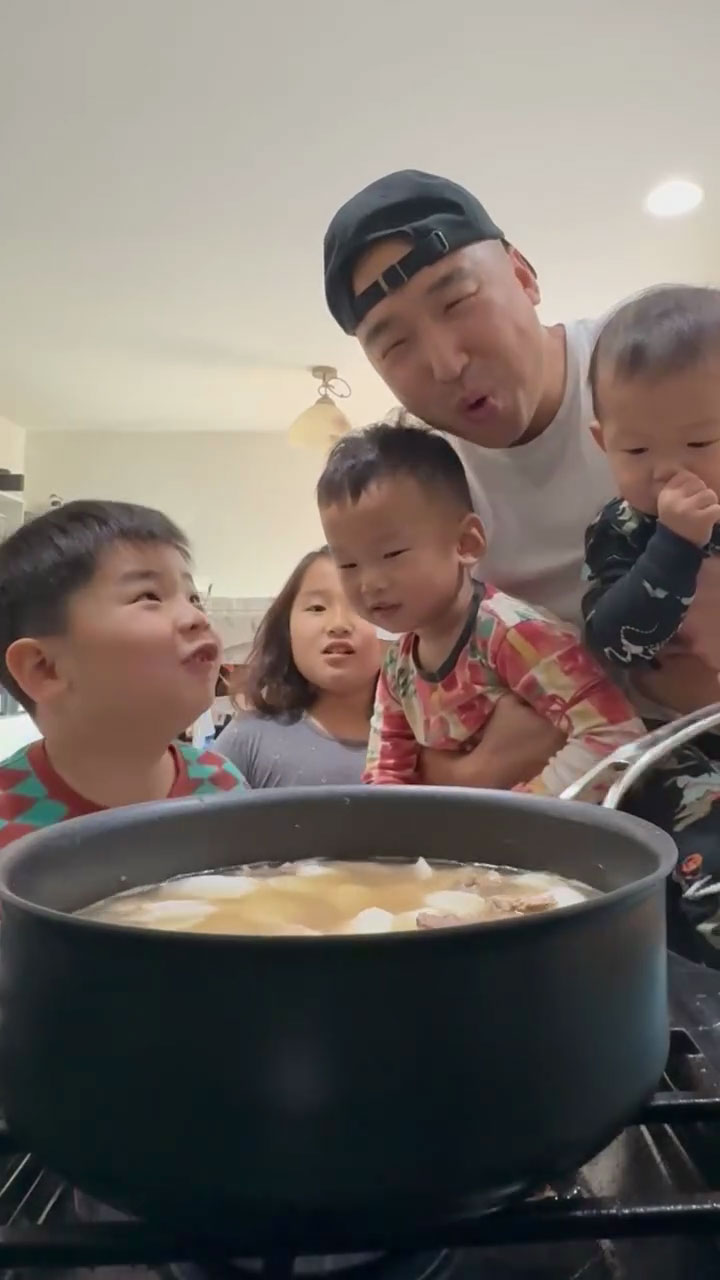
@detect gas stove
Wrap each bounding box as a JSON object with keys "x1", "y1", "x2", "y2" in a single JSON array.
[{"x1": 1, "y1": 953, "x2": 719, "y2": 1280}]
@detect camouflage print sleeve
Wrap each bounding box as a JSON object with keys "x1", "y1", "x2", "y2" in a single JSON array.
[{"x1": 582, "y1": 499, "x2": 704, "y2": 668}]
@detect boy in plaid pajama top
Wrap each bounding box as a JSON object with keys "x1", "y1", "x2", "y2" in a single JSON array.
[{"x1": 317, "y1": 423, "x2": 643, "y2": 799}]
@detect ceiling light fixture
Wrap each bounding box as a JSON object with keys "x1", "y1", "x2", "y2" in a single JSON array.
[
  {"x1": 645, "y1": 178, "x2": 704, "y2": 219},
  {"x1": 288, "y1": 366, "x2": 352, "y2": 449}
]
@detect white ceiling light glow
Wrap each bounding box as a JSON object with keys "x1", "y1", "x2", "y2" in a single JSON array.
[{"x1": 645, "y1": 179, "x2": 704, "y2": 219}]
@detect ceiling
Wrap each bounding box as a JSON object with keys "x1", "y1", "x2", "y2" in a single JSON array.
[{"x1": 1, "y1": 0, "x2": 719, "y2": 434}]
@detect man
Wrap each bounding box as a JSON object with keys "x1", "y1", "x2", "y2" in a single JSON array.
[
  {"x1": 322, "y1": 169, "x2": 616, "y2": 786},
  {"x1": 324, "y1": 169, "x2": 615, "y2": 623}
]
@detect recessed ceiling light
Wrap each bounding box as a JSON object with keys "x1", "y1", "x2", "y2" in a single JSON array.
[{"x1": 645, "y1": 178, "x2": 704, "y2": 218}]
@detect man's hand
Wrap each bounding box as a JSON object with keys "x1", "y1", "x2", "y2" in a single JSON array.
[
  {"x1": 633, "y1": 653, "x2": 720, "y2": 715},
  {"x1": 419, "y1": 695, "x2": 566, "y2": 789},
  {"x1": 657, "y1": 470, "x2": 720, "y2": 548}
]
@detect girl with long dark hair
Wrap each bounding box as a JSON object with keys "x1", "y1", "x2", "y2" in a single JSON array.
[{"x1": 215, "y1": 548, "x2": 381, "y2": 788}]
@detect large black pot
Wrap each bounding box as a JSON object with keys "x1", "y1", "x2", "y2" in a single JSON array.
[{"x1": 0, "y1": 786, "x2": 675, "y2": 1246}]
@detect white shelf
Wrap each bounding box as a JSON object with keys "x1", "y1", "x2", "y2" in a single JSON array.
[{"x1": 0, "y1": 490, "x2": 24, "y2": 540}]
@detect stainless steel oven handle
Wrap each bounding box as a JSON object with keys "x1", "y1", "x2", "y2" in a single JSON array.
[{"x1": 559, "y1": 702, "x2": 720, "y2": 811}]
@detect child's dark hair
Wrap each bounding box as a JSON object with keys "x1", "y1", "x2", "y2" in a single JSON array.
[
  {"x1": 0, "y1": 499, "x2": 190, "y2": 712},
  {"x1": 316, "y1": 422, "x2": 472, "y2": 512},
  {"x1": 235, "y1": 547, "x2": 332, "y2": 719},
  {"x1": 589, "y1": 285, "x2": 720, "y2": 419}
]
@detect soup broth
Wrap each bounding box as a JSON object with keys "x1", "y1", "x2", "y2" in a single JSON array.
[{"x1": 80, "y1": 859, "x2": 596, "y2": 936}]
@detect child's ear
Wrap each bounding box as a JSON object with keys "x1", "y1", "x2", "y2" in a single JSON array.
[
  {"x1": 5, "y1": 638, "x2": 65, "y2": 710},
  {"x1": 590, "y1": 422, "x2": 606, "y2": 452},
  {"x1": 458, "y1": 513, "x2": 486, "y2": 567}
]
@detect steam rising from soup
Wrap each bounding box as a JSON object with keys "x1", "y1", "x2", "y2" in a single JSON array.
[{"x1": 79, "y1": 859, "x2": 595, "y2": 936}]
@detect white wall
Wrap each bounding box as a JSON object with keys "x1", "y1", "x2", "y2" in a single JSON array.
[
  {"x1": 0, "y1": 714, "x2": 42, "y2": 758},
  {"x1": 24, "y1": 431, "x2": 326, "y2": 596}
]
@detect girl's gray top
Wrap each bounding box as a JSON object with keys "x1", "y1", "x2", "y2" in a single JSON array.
[{"x1": 215, "y1": 712, "x2": 368, "y2": 789}]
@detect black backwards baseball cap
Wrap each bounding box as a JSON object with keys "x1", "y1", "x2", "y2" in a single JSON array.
[{"x1": 324, "y1": 169, "x2": 509, "y2": 335}]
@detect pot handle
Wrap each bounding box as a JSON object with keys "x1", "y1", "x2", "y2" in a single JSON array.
[{"x1": 559, "y1": 702, "x2": 720, "y2": 811}]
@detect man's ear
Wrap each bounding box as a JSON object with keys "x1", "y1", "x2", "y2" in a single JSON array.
[
  {"x1": 590, "y1": 422, "x2": 606, "y2": 452},
  {"x1": 507, "y1": 246, "x2": 541, "y2": 307},
  {"x1": 5, "y1": 638, "x2": 64, "y2": 711},
  {"x1": 458, "y1": 513, "x2": 486, "y2": 567}
]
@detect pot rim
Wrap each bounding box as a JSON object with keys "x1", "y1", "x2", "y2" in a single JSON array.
[{"x1": 0, "y1": 785, "x2": 678, "y2": 948}]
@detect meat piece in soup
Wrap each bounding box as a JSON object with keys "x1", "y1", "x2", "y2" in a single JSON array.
[{"x1": 80, "y1": 859, "x2": 595, "y2": 936}]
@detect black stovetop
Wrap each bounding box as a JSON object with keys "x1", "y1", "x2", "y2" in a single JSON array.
[{"x1": 1, "y1": 954, "x2": 720, "y2": 1280}]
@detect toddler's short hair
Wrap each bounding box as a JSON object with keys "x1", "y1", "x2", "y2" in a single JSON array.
[
  {"x1": 317, "y1": 422, "x2": 472, "y2": 513},
  {"x1": 589, "y1": 284, "x2": 720, "y2": 419},
  {"x1": 0, "y1": 499, "x2": 189, "y2": 711}
]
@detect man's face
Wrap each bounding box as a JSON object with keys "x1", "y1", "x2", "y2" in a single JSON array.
[{"x1": 354, "y1": 239, "x2": 544, "y2": 447}]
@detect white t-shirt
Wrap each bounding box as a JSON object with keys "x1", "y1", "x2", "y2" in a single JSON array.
[
  {"x1": 380, "y1": 318, "x2": 614, "y2": 631},
  {"x1": 452, "y1": 318, "x2": 614, "y2": 625}
]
